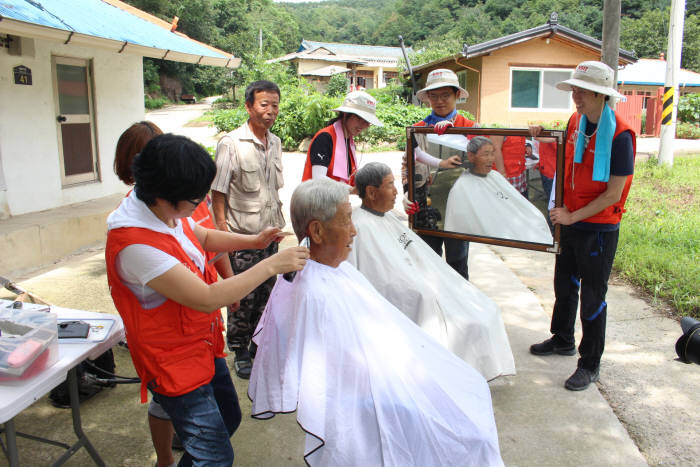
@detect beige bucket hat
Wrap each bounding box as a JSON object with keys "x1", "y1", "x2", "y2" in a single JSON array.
[
  {"x1": 332, "y1": 91, "x2": 383, "y2": 127},
  {"x1": 556, "y1": 61, "x2": 625, "y2": 99},
  {"x1": 416, "y1": 68, "x2": 469, "y2": 103}
]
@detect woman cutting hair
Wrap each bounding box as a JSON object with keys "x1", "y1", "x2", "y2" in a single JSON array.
[{"x1": 105, "y1": 133, "x2": 308, "y2": 466}]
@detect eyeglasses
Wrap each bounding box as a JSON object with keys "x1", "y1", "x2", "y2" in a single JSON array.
[
  {"x1": 185, "y1": 196, "x2": 205, "y2": 206},
  {"x1": 426, "y1": 91, "x2": 455, "y2": 102}
]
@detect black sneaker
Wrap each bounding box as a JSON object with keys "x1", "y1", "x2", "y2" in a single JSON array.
[
  {"x1": 530, "y1": 337, "x2": 576, "y2": 356},
  {"x1": 565, "y1": 367, "x2": 600, "y2": 391},
  {"x1": 234, "y1": 348, "x2": 252, "y2": 379}
]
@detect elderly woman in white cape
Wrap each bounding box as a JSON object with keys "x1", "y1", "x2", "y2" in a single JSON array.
[
  {"x1": 444, "y1": 136, "x2": 553, "y2": 245},
  {"x1": 348, "y1": 162, "x2": 515, "y2": 381},
  {"x1": 248, "y1": 178, "x2": 504, "y2": 466}
]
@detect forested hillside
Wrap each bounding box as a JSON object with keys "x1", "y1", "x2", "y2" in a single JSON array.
[{"x1": 124, "y1": 0, "x2": 699, "y2": 97}]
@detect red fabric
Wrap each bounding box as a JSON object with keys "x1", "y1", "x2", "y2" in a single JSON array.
[
  {"x1": 413, "y1": 114, "x2": 476, "y2": 129},
  {"x1": 500, "y1": 136, "x2": 527, "y2": 178},
  {"x1": 105, "y1": 221, "x2": 224, "y2": 402},
  {"x1": 302, "y1": 125, "x2": 357, "y2": 187},
  {"x1": 563, "y1": 112, "x2": 636, "y2": 224},
  {"x1": 191, "y1": 198, "x2": 219, "y2": 264},
  {"x1": 537, "y1": 141, "x2": 557, "y2": 179}
]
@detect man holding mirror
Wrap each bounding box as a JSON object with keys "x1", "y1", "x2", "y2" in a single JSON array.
[
  {"x1": 529, "y1": 61, "x2": 635, "y2": 391},
  {"x1": 403, "y1": 69, "x2": 480, "y2": 279}
]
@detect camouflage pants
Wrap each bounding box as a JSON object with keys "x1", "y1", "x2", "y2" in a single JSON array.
[{"x1": 226, "y1": 242, "x2": 278, "y2": 351}]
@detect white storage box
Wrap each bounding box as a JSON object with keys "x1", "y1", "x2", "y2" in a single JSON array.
[{"x1": 0, "y1": 301, "x2": 58, "y2": 379}]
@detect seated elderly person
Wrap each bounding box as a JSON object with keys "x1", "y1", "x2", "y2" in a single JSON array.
[
  {"x1": 348, "y1": 162, "x2": 515, "y2": 381},
  {"x1": 444, "y1": 136, "x2": 553, "y2": 244},
  {"x1": 248, "y1": 178, "x2": 504, "y2": 467}
]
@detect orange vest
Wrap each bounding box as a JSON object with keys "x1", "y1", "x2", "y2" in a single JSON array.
[
  {"x1": 563, "y1": 111, "x2": 636, "y2": 224},
  {"x1": 105, "y1": 221, "x2": 225, "y2": 402},
  {"x1": 302, "y1": 125, "x2": 357, "y2": 187},
  {"x1": 538, "y1": 141, "x2": 557, "y2": 179},
  {"x1": 500, "y1": 136, "x2": 527, "y2": 178}
]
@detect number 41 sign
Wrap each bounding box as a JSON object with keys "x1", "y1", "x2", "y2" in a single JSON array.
[{"x1": 13, "y1": 65, "x2": 32, "y2": 85}]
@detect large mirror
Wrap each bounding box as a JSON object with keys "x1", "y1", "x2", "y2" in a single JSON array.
[{"x1": 405, "y1": 127, "x2": 565, "y2": 253}]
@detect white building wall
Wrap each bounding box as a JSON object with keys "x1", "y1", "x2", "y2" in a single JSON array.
[{"x1": 0, "y1": 37, "x2": 143, "y2": 216}]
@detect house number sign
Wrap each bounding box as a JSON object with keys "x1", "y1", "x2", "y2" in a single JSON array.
[{"x1": 13, "y1": 65, "x2": 32, "y2": 85}]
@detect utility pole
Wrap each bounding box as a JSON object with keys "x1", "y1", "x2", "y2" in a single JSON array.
[
  {"x1": 259, "y1": 28, "x2": 263, "y2": 55},
  {"x1": 658, "y1": 0, "x2": 687, "y2": 167},
  {"x1": 601, "y1": 0, "x2": 621, "y2": 108}
]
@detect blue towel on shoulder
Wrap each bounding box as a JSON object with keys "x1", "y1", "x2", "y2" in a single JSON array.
[
  {"x1": 574, "y1": 104, "x2": 616, "y2": 182},
  {"x1": 423, "y1": 109, "x2": 457, "y2": 126}
]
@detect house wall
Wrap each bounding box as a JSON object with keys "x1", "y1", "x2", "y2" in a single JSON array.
[
  {"x1": 0, "y1": 36, "x2": 143, "y2": 216},
  {"x1": 480, "y1": 38, "x2": 595, "y2": 126},
  {"x1": 297, "y1": 59, "x2": 348, "y2": 75}
]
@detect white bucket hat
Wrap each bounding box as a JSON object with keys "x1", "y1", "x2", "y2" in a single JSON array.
[
  {"x1": 332, "y1": 91, "x2": 383, "y2": 127},
  {"x1": 556, "y1": 61, "x2": 625, "y2": 99},
  {"x1": 416, "y1": 68, "x2": 469, "y2": 103}
]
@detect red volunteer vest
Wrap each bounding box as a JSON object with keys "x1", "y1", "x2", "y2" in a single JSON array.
[
  {"x1": 302, "y1": 125, "x2": 357, "y2": 187},
  {"x1": 537, "y1": 141, "x2": 557, "y2": 179},
  {"x1": 500, "y1": 136, "x2": 527, "y2": 178},
  {"x1": 563, "y1": 111, "x2": 636, "y2": 224},
  {"x1": 105, "y1": 220, "x2": 225, "y2": 402}
]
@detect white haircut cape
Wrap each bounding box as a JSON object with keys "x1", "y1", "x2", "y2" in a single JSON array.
[
  {"x1": 444, "y1": 170, "x2": 553, "y2": 245},
  {"x1": 349, "y1": 207, "x2": 515, "y2": 381},
  {"x1": 249, "y1": 260, "x2": 504, "y2": 467}
]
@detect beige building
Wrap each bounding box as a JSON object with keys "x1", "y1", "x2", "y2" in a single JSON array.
[
  {"x1": 407, "y1": 13, "x2": 636, "y2": 127},
  {"x1": 269, "y1": 40, "x2": 409, "y2": 92},
  {"x1": 0, "y1": 0, "x2": 239, "y2": 218}
]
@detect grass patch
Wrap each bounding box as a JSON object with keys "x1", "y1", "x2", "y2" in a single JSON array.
[{"x1": 615, "y1": 154, "x2": 700, "y2": 317}]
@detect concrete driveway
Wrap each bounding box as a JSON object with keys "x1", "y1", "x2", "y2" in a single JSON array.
[{"x1": 2, "y1": 101, "x2": 698, "y2": 466}]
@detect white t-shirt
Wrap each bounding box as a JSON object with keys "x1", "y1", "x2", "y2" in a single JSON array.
[{"x1": 107, "y1": 191, "x2": 205, "y2": 309}]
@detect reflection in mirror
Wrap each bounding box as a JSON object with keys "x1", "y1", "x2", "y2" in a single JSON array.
[{"x1": 408, "y1": 127, "x2": 564, "y2": 252}]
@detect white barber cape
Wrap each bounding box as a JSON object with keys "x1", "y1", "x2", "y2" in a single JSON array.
[
  {"x1": 445, "y1": 170, "x2": 553, "y2": 244},
  {"x1": 249, "y1": 260, "x2": 504, "y2": 467},
  {"x1": 349, "y1": 207, "x2": 515, "y2": 381}
]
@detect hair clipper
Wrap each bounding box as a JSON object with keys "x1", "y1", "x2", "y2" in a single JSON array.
[{"x1": 283, "y1": 236, "x2": 309, "y2": 282}]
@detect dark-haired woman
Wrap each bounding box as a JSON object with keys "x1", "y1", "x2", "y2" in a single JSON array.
[
  {"x1": 106, "y1": 134, "x2": 308, "y2": 466},
  {"x1": 114, "y1": 122, "x2": 229, "y2": 466},
  {"x1": 301, "y1": 91, "x2": 382, "y2": 187}
]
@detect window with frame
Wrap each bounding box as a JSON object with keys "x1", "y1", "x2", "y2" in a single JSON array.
[{"x1": 510, "y1": 67, "x2": 572, "y2": 110}]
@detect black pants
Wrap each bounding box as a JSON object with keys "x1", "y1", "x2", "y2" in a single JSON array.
[
  {"x1": 226, "y1": 242, "x2": 278, "y2": 351},
  {"x1": 551, "y1": 225, "x2": 619, "y2": 371},
  {"x1": 419, "y1": 234, "x2": 469, "y2": 280}
]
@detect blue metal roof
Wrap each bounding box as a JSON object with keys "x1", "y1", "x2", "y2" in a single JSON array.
[
  {"x1": 0, "y1": 0, "x2": 232, "y2": 60},
  {"x1": 299, "y1": 40, "x2": 408, "y2": 58}
]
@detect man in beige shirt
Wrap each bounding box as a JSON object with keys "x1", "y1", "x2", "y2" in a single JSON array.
[{"x1": 211, "y1": 80, "x2": 285, "y2": 379}]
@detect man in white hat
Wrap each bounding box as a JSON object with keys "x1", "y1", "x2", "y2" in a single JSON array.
[
  {"x1": 529, "y1": 61, "x2": 636, "y2": 391},
  {"x1": 403, "y1": 68, "x2": 484, "y2": 280},
  {"x1": 302, "y1": 90, "x2": 382, "y2": 187}
]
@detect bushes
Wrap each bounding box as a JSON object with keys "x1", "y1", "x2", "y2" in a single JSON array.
[
  {"x1": 326, "y1": 73, "x2": 348, "y2": 97},
  {"x1": 210, "y1": 82, "x2": 478, "y2": 151},
  {"x1": 678, "y1": 93, "x2": 700, "y2": 124},
  {"x1": 676, "y1": 122, "x2": 700, "y2": 139},
  {"x1": 145, "y1": 96, "x2": 169, "y2": 109}
]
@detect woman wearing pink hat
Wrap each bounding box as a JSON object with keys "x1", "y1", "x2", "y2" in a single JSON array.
[{"x1": 302, "y1": 90, "x2": 383, "y2": 188}]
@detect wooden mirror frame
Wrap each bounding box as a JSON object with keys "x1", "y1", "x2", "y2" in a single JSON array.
[{"x1": 406, "y1": 126, "x2": 566, "y2": 254}]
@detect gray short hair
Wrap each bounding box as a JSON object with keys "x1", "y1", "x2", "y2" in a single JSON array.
[
  {"x1": 291, "y1": 178, "x2": 350, "y2": 241},
  {"x1": 467, "y1": 136, "x2": 494, "y2": 154},
  {"x1": 355, "y1": 162, "x2": 392, "y2": 199}
]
